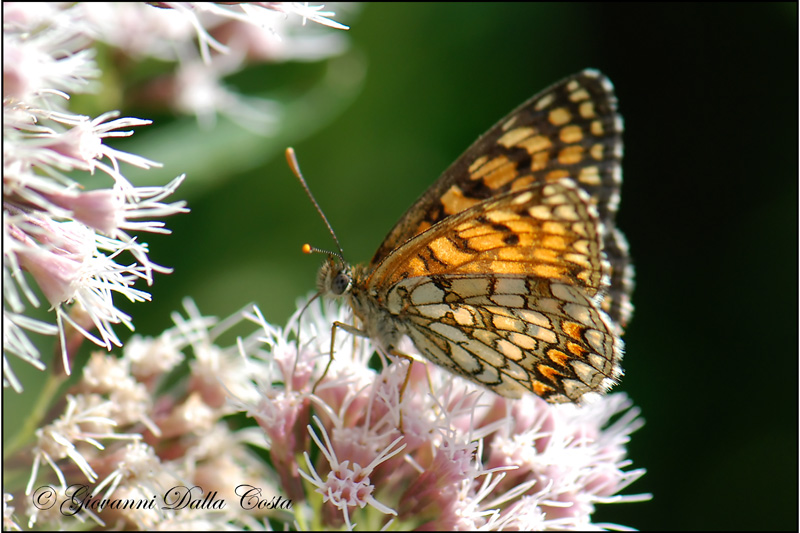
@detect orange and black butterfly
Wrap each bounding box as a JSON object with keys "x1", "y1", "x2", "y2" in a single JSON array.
[{"x1": 309, "y1": 69, "x2": 633, "y2": 403}]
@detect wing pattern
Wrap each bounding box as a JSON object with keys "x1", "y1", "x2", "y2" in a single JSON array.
[
  {"x1": 370, "y1": 70, "x2": 632, "y2": 332},
  {"x1": 351, "y1": 180, "x2": 622, "y2": 401}
]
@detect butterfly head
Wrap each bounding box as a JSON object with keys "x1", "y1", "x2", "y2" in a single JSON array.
[
  {"x1": 304, "y1": 244, "x2": 353, "y2": 297},
  {"x1": 318, "y1": 256, "x2": 353, "y2": 297}
]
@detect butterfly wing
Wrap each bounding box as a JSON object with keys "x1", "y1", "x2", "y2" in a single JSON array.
[
  {"x1": 394, "y1": 274, "x2": 621, "y2": 402},
  {"x1": 370, "y1": 69, "x2": 632, "y2": 331},
  {"x1": 363, "y1": 180, "x2": 621, "y2": 402},
  {"x1": 367, "y1": 179, "x2": 609, "y2": 297}
]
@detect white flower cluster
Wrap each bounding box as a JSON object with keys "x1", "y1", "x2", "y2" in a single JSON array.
[
  {"x1": 232, "y1": 297, "x2": 650, "y2": 530},
  {"x1": 4, "y1": 294, "x2": 647, "y2": 530},
  {"x1": 2, "y1": 2, "x2": 352, "y2": 390},
  {"x1": 3, "y1": 3, "x2": 188, "y2": 387}
]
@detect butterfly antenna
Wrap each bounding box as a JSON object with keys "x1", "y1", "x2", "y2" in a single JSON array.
[{"x1": 286, "y1": 147, "x2": 345, "y2": 259}]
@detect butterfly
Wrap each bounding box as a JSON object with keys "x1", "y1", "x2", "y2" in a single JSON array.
[{"x1": 306, "y1": 69, "x2": 633, "y2": 403}]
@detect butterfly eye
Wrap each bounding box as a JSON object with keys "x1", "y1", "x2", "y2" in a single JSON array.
[{"x1": 332, "y1": 272, "x2": 351, "y2": 295}]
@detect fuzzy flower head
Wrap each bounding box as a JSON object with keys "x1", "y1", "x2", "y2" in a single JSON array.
[
  {"x1": 2, "y1": 3, "x2": 190, "y2": 387},
  {"x1": 4, "y1": 295, "x2": 647, "y2": 530},
  {"x1": 3, "y1": 2, "x2": 353, "y2": 390},
  {"x1": 230, "y1": 296, "x2": 650, "y2": 530},
  {"x1": 8, "y1": 300, "x2": 280, "y2": 530}
]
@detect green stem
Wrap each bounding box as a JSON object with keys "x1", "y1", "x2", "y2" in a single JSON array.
[{"x1": 3, "y1": 372, "x2": 65, "y2": 460}]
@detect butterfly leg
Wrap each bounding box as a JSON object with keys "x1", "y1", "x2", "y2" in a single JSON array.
[
  {"x1": 313, "y1": 322, "x2": 412, "y2": 432},
  {"x1": 388, "y1": 350, "x2": 446, "y2": 433},
  {"x1": 384, "y1": 349, "x2": 417, "y2": 432},
  {"x1": 312, "y1": 320, "x2": 368, "y2": 395}
]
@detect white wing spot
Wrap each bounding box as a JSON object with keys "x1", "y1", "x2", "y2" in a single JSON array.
[
  {"x1": 496, "y1": 338, "x2": 523, "y2": 361},
  {"x1": 416, "y1": 304, "x2": 449, "y2": 319},
  {"x1": 451, "y1": 306, "x2": 475, "y2": 326},
  {"x1": 563, "y1": 379, "x2": 592, "y2": 400},
  {"x1": 514, "y1": 309, "x2": 551, "y2": 328},
  {"x1": 526, "y1": 324, "x2": 557, "y2": 344},
  {"x1": 411, "y1": 282, "x2": 445, "y2": 305},
  {"x1": 463, "y1": 339, "x2": 505, "y2": 368},
  {"x1": 430, "y1": 322, "x2": 469, "y2": 343},
  {"x1": 571, "y1": 359, "x2": 600, "y2": 386},
  {"x1": 494, "y1": 278, "x2": 528, "y2": 294},
  {"x1": 450, "y1": 343, "x2": 481, "y2": 373},
  {"x1": 490, "y1": 294, "x2": 525, "y2": 308},
  {"x1": 584, "y1": 329, "x2": 607, "y2": 353},
  {"x1": 450, "y1": 278, "x2": 491, "y2": 298},
  {"x1": 474, "y1": 363, "x2": 500, "y2": 385}
]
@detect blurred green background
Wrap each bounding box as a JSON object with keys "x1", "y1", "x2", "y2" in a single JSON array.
[{"x1": 6, "y1": 3, "x2": 797, "y2": 530}]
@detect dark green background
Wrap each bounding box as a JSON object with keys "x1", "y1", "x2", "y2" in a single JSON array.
[{"x1": 7, "y1": 3, "x2": 797, "y2": 530}]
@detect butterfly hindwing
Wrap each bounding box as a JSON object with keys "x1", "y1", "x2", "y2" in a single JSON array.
[{"x1": 392, "y1": 274, "x2": 621, "y2": 402}]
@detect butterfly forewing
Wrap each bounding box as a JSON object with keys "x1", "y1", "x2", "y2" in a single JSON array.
[
  {"x1": 369, "y1": 69, "x2": 633, "y2": 332},
  {"x1": 368, "y1": 180, "x2": 609, "y2": 296}
]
